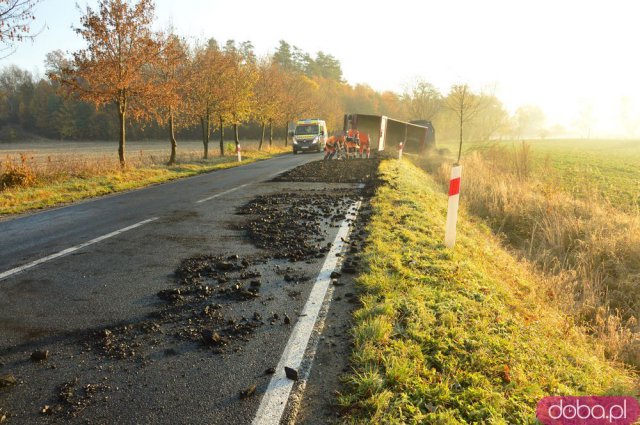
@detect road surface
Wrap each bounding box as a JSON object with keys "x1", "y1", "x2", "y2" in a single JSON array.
[{"x1": 0, "y1": 152, "x2": 361, "y2": 424}]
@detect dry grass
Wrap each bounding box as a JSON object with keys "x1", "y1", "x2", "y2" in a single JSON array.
[
  {"x1": 416, "y1": 144, "x2": 640, "y2": 367},
  {"x1": 0, "y1": 142, "x2": 289, "y2": 216}
]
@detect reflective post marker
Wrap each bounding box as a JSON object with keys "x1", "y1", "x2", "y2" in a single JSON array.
[
  {"x1": 444, "y1": 165, "x2": 462, "y2": 248},
  {"x1": 398, "y1": 142, "x2": 404, "y2": 159},
  {"x1": 237, "y1": 144, "x2": 242, "y2": 162}
]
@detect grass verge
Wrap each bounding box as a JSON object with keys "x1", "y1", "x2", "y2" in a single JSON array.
[
  {"x1": 0, "y1": 147, "x2": 287, "y2": 216},
  {"x1": 338, "y1": 159, "x2": 638, "y2": 424}
]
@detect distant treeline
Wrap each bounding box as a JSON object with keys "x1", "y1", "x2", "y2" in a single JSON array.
[{"x1": 1, "y1": 33, "x2": 553, "y2": 152}]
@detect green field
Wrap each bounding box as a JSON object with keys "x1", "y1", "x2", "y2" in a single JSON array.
[{"x1": 439, "y1": 138, "x2": 640, "y2": 214}]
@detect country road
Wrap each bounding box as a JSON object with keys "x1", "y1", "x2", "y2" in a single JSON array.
[{"x1": 0, "y1": 152, "x2": 372, "y2": 424}]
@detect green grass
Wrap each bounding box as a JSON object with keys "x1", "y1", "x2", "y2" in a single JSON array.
[
  {"x1": 440, "y1": 138, "x2": 640, "y2": 214},
  {"x1": 339, "y1": 159, "x2": 638, "y2": 424},
  {"x1": 0, "y1": 149, "x2": 286, "y2": 216}
]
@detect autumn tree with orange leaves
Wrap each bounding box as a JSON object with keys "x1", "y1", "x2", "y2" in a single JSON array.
[
  {"x1": 149, "y1": 31, "x2": 188, "y2": 165},
  {"x1": 186, "y1": 41, "x2": 233, "y2": 158},
  {"x1": 254, "y1": 59, "x2": 284, "y2": 149},
  {"x1": 0, "y1": 0, "x2": 42, "y2": 57},
  {"x1": 53, "y1": 0, "x2": 161, "y2": 167},
  {"x1": 224, "y1": 43, "x2": 257, "y2": 152}
]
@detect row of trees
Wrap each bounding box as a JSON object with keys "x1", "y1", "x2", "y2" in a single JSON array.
[{"x1": 0, "y1": 0, "x2": 556, "y2": 167}]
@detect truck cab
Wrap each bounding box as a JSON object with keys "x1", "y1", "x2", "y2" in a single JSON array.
[{"x1": 292, "y1": 119, "x2": 327, "y2": 154}]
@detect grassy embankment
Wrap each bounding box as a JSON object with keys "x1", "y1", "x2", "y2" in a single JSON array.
[
  {"x1": 422, "y1": 139, "x2": 640, "y2": 366},
  {"x1": 339, "y1": 158, "x2": 638, "y2": 423},
  {"x1": 0, "y1": 143, "x2": 289, "y2": 216}
]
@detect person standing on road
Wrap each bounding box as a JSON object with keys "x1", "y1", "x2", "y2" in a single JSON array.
[
  {"x1": 324, "y1": 135, "x2": 337, "y2": 160},
  {"x1": 346, "y1": 128, "x2": 359, "y2": 159},
  {"x1": 336, "y1": 133, "x2": 346, "y2": 159},
  {"x1": 358, "y1": 132, "x2": 370, "y2": 158}
]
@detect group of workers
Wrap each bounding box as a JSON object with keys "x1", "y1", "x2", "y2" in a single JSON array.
[{"x1": 324, "y1": 129, "x2": 371, "y2": 160}]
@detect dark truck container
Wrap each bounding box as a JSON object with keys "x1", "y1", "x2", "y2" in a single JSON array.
[{"x1": 343, "y1": 114, "x2": 435, "y2": 154}]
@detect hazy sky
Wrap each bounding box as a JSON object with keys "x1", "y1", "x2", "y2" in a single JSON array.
[{"x1": 6, "y1": 0, "x2": 640, "y2": 136}]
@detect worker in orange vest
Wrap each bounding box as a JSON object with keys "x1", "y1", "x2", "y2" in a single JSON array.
[
  {"x1": 324, "y1": 135, "x2": 337, "y2": 160},
  {"x1": 346, "y1": 129, "x2": 359, "y2": 159},
  {"x1": 358, "y1": 132, "x2": 370, "y2": 158}
]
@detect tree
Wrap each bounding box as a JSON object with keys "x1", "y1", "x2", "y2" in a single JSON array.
[
  {"x1": 402, "y1": 78, "x2": 442, "y2": 121},
  {"x1": 280, "y1": 71, "x2": 317, "y2": 146},
  {"x1": 54, "y1": 101, "x2": 76, "y2": 140},
  {"x1": 472, "y1": 94, "x2": 509, "y2": 141},
  {"x1": 225, "y1": 48, "x2": 257, "y2": 151},
  {"x1": 379, "y1": 91, "x2": 408, "y2": 121},
  {"x1": 273, "y1": 40, "x2": 293, "y2": 70},
  {"x1": 514, "y1": 105, "x2": 546, "y2": 139},
  {"x1": 574, "y1": 100, "x2": 595, "y2": 139},
  {"x1": 309, "y1": 51, "x2": 342, "y2": 81},
  {"x1": 0, "y1": 0, "x2": 41, "y2": 57},
  {"x1": 445, "y1": 84, "x2": 483, "y2": 163},
  {"x1": 53, "y1": 0, "x2": 161, "y2": 167},
  {"x1": 253, "y1": 58, "x2": 283, "y2": 149},
  {"x1": 186, "y1": 41, "x2": 233, "y2": 158},
  {"x1": 149, "y1": 31, "x2": 188, "y2": 164}
]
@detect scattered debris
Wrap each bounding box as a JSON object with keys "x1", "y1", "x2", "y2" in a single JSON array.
[
  {"x1": 273, "y1": 159, "x2": 380, "y2": 184},
  {"x1": 0, "y1": 374, "x2": 16, "y2": 388},
  {"x1": 284, "y1": 366, "x2": 299, "y2": 381},
  {"x1": 30, "y1": 350, "x2": 49, "y2": 362},
  {"x1": 239, "y1": 384, "x2": 257, "y2": 399}
]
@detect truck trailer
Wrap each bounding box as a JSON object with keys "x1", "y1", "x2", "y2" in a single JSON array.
[{"x1": 343, "y1": 114, "x2": 435, "y2": 154}]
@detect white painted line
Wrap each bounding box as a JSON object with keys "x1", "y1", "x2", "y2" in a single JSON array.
[
  {"x1": 252, "y1": 200, "x2": 362, "y2": 425},
  {"x1": 196, "y1": 171, "x2": 286, "y2": 204},
  {"x1": 0, "y1": 217, "x2": 158, "y2": 281},
  {"x1": 196, "y1": 184, "x2": 249, "y2": 204}
]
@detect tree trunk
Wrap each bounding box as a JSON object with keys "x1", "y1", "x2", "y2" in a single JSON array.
[
  {"x1": 233, "y1": 123, "x2": 239, "y2": 150},
  {"x1": 269, "y1": 120, "x2": 273, "y2": 146},
  {"x1": 118, "y1": 102, "x2": 126, "y2": 168},
  {"x1": 200, "y1": 116, "x2": 209, "y2": 159},
  {"x1": 219, "y1": 117, "x2": 225, "y2": 156},
  {"x1": 284, "y1": 122, "x2": 288, "y2": 147},
  {"x1": 258, "y1": 122, "x2": 265, "y2": 150},
  {"x1": 168, "y1": 109, "x2": 177, "y2": 165}
]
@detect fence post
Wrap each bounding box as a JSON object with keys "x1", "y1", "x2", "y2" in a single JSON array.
[{"x1": 444, "y1": 165, "x2": 462, "y2": 248}]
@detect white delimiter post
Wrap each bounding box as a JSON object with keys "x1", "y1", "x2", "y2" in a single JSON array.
[
  {"x1": 398, "y1": 142, "x2": 404, "y2": 159},
  {"x1": 237, "y1": 144, "x2": 242, "y2": 162},
  {"x1": 444, "y1": 165, "x2": 462, "y2": 248}
]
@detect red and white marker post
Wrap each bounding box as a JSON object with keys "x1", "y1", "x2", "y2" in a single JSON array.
[
  {"x1": 398, "y1": 142, "x2": 404, "y2": 159},
  {"x1": 236, "y1": 143, "x2": 242, "y2": 162},
  {"x1": 444, "y1": 165, "x2": 462, "y2": 248}
]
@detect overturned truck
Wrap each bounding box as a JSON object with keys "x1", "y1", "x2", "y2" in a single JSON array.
[{"x1": 343, "y1": 114, "x2": 435, "y2": 155}]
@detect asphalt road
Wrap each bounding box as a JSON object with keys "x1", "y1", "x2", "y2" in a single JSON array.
[{"x1": 0, "y1": 151, "x2": 356, "y2": 424}]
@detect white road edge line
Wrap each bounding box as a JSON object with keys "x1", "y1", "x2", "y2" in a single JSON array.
[
  {"x1": 0, "y1": 217, "x2": 159, "y2": 281},
  {"x1": 196, "y1": 184, "x2": 249, "y2": 204},
  {"x1": 252, "y1": 200, "x2": 362, "y2": 425}
]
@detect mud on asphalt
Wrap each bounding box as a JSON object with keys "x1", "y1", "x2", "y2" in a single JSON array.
[{"x1": 0, "y1": 158, "x2": 381, "y2": 423}]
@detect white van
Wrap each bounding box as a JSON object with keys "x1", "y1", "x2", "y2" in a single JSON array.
[{"x1": 292, "y1": 119, "x2": 328, "y2": 154}]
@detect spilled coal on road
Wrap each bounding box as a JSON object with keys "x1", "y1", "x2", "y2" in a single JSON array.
[{"x1": 0, "y1": 158, "x2": 382, "y2": 424}]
